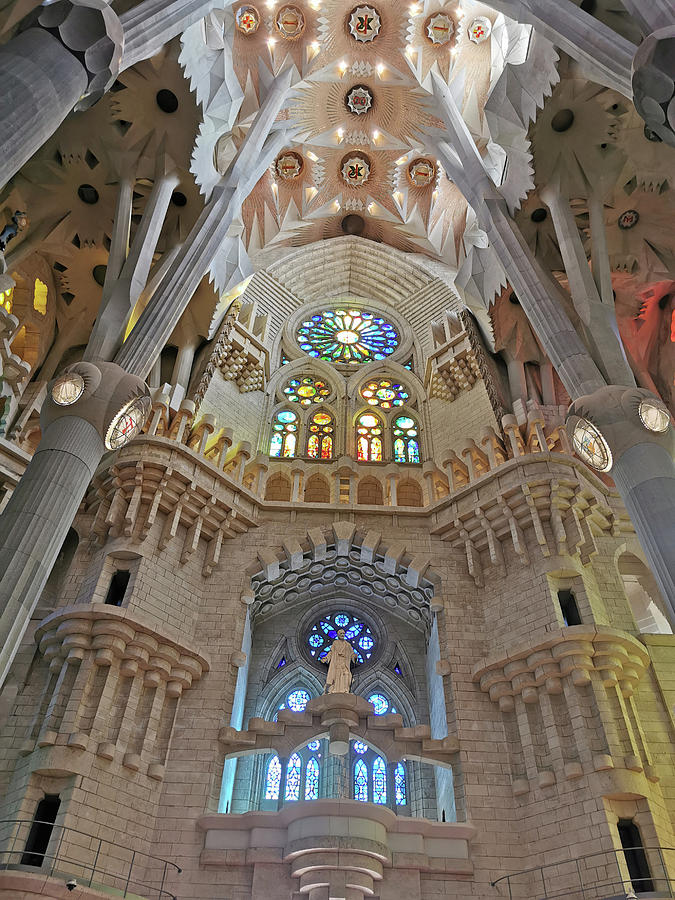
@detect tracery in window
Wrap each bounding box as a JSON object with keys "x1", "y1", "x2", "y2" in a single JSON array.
[
  {"x1": 373, "y1": 756, "x2": 387, "y2": 804},
  {"x1": 367, "y1": 693, "x2": 397, "y2": 715},
  {"x1": 307, "y1": 410, "x2": 334, "y2": 459},
  {"x1": 286, "y1": 689, "x2": 311, "y2": 711},
  {"x1": 360, "y1": 378, "x2": 409, "y2": 410},
  {"x1": 285, "y1": 753, "x2": 301, "y2": 801},
  {"x1": 265, "y1": 755, "x2": 281, "y2": 799},
  {"x1": 307, "y1": 611, "x2": 375, "y2": 664},
  {"x1": 305, "y1": 757, "x2": 319, "y2": 800},
  {"x1": 356, "y1": 412, "x2": 383, "y2": 461},
  {"x1": 354, "y1": 759, "x2": 369, "y2": 801},
  {"x1": 393, "y1": 415, "x2": 420, "y2": 463},
  {"x1": 394, "y1": 762, "x2": 407, "y2": 805},
  {"x1": 270, "y1": 409, "x2": 298, "y2": 457},
  {"x1": 283, "y1": 375, "x2": 331, "y2": 405},
  {"x1": 297, "y1": 308, "x2": 399, "y2": 365}
]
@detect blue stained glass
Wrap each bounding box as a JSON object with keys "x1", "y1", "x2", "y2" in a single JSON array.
[
  {"x1": 309, "y1": 634, "x2": 322, "y2": 647},
  {"x1": 277, "y1": 410, "x2": 297, "y2": 423},
  {"x1": 335, "y1": 613, "x2": 349, "y2": 627},
  {"x1": 408, "y1": 440, "x2": 420, "y2": 464},
  {"x1": 394, "y1": 664, "x2": 402, "y2": 675},
  {"x1": 307, "y1": 612, "x2": 375, "y2": 666},
  {"x1": 345, "y1": 623, "x2": 363, "y2": 639},
  {"x1": 395, "y1": 762, "x2": 406, "y2": 805},
  {"x1": 368, "y1": 693, "x2": 389, "y2": 715},
  {"x1": 305, "y1": 757, "x2": 319, "y2": 800},
  {"x1": 276, "y1": 657, "x2": 286, "y2": 668},
  {"x1": 359, "y1": 635, "x2": 373, "y2": 651},
  {"x1": 285, "y1": 753, "x2": 301, "y2": 801},
  {"x1": 308, "y1": 740, "x2": 320, "y2": 751},
  {"x1": 287, "y1": 690, "x2": 310, "y2": 712},
  {"x1": 265, "y1": 755, "x2": 281, "y2": 799},
  {"x1": 296, "y1": 307, "x2": 399, "y2": 366},
  {"x1": 373, "y1": 757, "x2": 387, "y2": 804},
  {"x1": 354, "y1": 759, "x2": 368, "y2": 802},
  {"x1": 353, "y1": 740, "x2": 368, "y2": 754}
]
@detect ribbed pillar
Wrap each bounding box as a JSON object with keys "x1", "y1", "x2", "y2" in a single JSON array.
[
  {"x1": 0, "y1": 416, "x2": 104, "y2": 685},
  {"x1": 0, "y1": 30, "x2": 88, "y2": 187},
  {"x1": 611, "y1": 442, "x2": 675, "y2": 623}
]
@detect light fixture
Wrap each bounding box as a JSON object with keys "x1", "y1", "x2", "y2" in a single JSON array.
[
  {"x1": 105, "y1": 396, "x2": 151, "y2": 451},
  {"x1": 572, "y1": 417, "x2": 613, "y2": 472},
  {"x1": 638, "y1": 399, "x2": 670, "y2": 433},
  {"x1": 51, "y1": 372, "x2": 85, "y2": 406}
]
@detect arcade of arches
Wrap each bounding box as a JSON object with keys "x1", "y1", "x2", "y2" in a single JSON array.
[{"x1": 0, "y1": 0, "x2": 674, "y2": 899}]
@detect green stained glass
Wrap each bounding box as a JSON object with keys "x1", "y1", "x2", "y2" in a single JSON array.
[{"x1": 297, "y1": 308, "x2": 399, "y2": 365}]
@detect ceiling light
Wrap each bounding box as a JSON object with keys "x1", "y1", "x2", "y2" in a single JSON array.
[
  {"x1": 306, "y1": 150, "x2": 319, "y2": 161},
  {"x1": 376, "y1": 63, "x2": 384, "y2": 76},
  {"x1": 395, "y1": 155, "x2": 408, "y2": 165},
  {"x1": 372, "y1": 130, "x2": 380, "y2": 141}
]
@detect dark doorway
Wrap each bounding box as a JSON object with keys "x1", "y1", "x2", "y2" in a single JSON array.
[{"x1": 21, "y1": 795, "x2": 61, "y2": 866}]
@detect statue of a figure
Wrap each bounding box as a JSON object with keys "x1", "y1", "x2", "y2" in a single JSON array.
[
  {"x1": 0, "y1": 211, "x2": 28, "y2": 253},
  {"x1": 321, "y1": 628, "x2": 356, "y2": 694}
]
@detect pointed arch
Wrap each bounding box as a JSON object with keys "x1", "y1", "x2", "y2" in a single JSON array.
[
  {"x1": 304, "y1": 473, "x2": 331, "y2": 503},
  {"x1": 372, "y1": 756, "x2": 387, "y2": 804},
  {"x1": 305, "y1": 757, "x2": 320, "y2": 800},
  {"x1": 355, "y1": 410, "x2": 384, "y2": 461},
  {"x1": 265, "y1": 472, "x2": 292, "y2": 501},
  {"x1": 265, "y1": 755, "x2": 281, "y2": 800},
  {"x1": 357, "y1": 475, "x2": 384, "y2": 505},
  {"x1": 354, "y1": 758, "x2": 368, "y2": 802}
]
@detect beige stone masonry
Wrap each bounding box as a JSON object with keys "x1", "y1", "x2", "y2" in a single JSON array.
[{"x1": 218, "y1": 693, "x2": 458, "y2": 767}]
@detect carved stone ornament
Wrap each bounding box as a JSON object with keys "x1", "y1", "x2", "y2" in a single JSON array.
[
  {"x1": 346, "y1": 85, "x2": 373, "y2": 115},
  {"x1": 348, "y1": 5, "x2": 381, "y2": 42},
  {"x1": 235, "y1": 4, "x2": 260, "y2": 33},
  {"x1": 425, "y1": 13, "x2": 454, "y2": 45},
  {"x1": 407, "y1": 158, "x2": 436, "y2": 187},
  {"x1": 468, "y1": 15, "x2": 491, "y2": 43},
  {"x1": 276, "y1": 150, "x2": 304, "y2": 180},
  {"x1": 618, "y1": 209, "x2": 640, "y2": 230},
  {"x1": 275, "y1": 5, "x2": 305, "y2": 38},
  {"x1": 341, "y1": 153, "x2": 371, "y2": 186}
]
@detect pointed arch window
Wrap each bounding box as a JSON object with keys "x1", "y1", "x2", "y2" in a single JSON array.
[
  {"x1": 394, "y1": 762, "x2": 407, "y2": 805},
  {"x1": 350, "y1": 741, "x2": 407, "y2": 806},
  {"x1": 265, "y1": 755, "x2": 282, "y2": 800},
  {"x1": 305, "y1": 757, "x2": 319, "y2": 800},
  {"x1": 285, "y1": 753, "x2": 301, "y2": 801},
  {"x1": 307, "y1": 410, "x2": 334, "y2": 459},
  {"x1": 270, "y1": 410, "x2": 299, "y2": 458},
  {"x1": 392, "y1": 415, "x2": 420, "y2": 463},
  {"x1": 372, "y1": 756, "x2": 387, "y2": 805},
  {"x1": 354, "y1": 759, "x2": 369, "y2": 802},
  {"x1": 356, "y1": 412, "x2": 383, "y2": 461}
]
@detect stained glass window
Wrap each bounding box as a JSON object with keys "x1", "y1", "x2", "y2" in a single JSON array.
[
  {"x1": 353, "y1": 740, "x2": 368, "y2": 754},
  {"x1": 284, "y1": 375, "x2": 331, "y2": 406},
  {"x1": 392, "y1": 415, "x2": 420, "y2": 464},
  {"x1": 373, "y1": 756, "x2": 387, "y2": 804},
  {"x1": 305, "y1": 757, "x2": 319, "y2": 800},
  {"x1": 306, "y1": 611, "x2": 375, "y2": 665},
  {"x1": 354, "y1": 759, "x2": 369, "y2": 802},
  {"x1": 270, "y1": 409, "x2": 298, "y2": 458},
  {"x1": 297, "y1": 308, "x2": 399, "y2": 365},
  {"x1": 287, "y1": 689, "x2": 310, "y2": 712},
  {"x1": 394, "y1": 763, "x2": 406, "y2": 805},
  {"x1": 285, "y1": 753, "x2": 301, "y2": 801},
  {"x1": 265, "y1": 754, "x2": 281, "y2": 799},
  {"x1": 360, "y1": 379, "x2": 409, "y2": 410},
  {"x1": 356, "y1": 413, "x2": 383, "y2": 461},
  {"x1": 307, "y1": 410, "x2": 334, "y2": 459},
  {"x1": 308, "y1": 740, "x2": 320, "y2": 751},
  {"x1": 368, "y1": 693, "x2": 389, "y2": 715}
]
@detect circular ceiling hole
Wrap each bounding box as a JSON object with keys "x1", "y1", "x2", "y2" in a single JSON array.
[
  {"x1": 551, "y1": 108, "x2": 575, "y2": 132},
  {"x1": 341, "y1": 214, "x2": 364, "y2": 235},
  {"x1": 77, "y1": 183, "x2": 99, "y2": 204},
  {"x1": 509, "y1": 292, "x2": 520, "y2": 305},
  {"x1": 171, "y1": 191, "x2": 187, "y2": 207},
  {"x1": 156, "y1": 89, "x2": 178, "y2": 113},
  {"x1": 644, "y1": 125, "x2": 662, "y2": 142},
  {"x1": 579, "y1": 0, "x2": 595, "y2": 12},
  {"x1": 92, "y1": 265, "x2": 107, "y2": 286},
  {"x1": 530, "y1": 207, "x2": 547, "y2": 223}
]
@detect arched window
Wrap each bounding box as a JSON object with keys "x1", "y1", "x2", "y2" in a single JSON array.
[
  {"x1": 264, "y1": 690, "x2": 323, "y2": 805},
  {"x1": 307, "y1": 410, "x2": 334, "y2": 459},
  {"x1": 354, "y1": 758, "x2": 369, "y2": 802},
  {"x1": 270, "y1": 410, "x2": 299, "y2": 457},
  {"x1": 350, "y1": 740, "x2": 406, "y2": 807},
  {"x1": 265, "y1": 755, "x2": 282, "y2": 800},
  {"x1": 356, "y1": 412, "x2": 383, "y2": 461},
  {"x1": 283, "y1": 375, "x2": 331, "y2": 405},
  {"x1": 373, "y1": 756, "x2": 387, "y2": 804},
  {"x1": 392, "y1": 415, "x2": 420, "y2": 463},
  {"x1": 305, "y1": 757, "x2": 319, "y2": 800},
  {"x1": 394, "y1": 763, "x2": 407, "y2": 806},
  {"x1": 285, "y1": 753, "x2": 301, "y2": 801}
]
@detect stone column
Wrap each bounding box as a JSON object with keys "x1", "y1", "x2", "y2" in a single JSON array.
[
  {"x1": 0, "y1": 0, "x2": 123, "y2": 188},
  {"x1": 0, "y1": 361, "x2": 149, "y2": 686}
]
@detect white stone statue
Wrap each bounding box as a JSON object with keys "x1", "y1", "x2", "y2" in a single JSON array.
[{"x1": 321, "y1": 629, "x2": 357, "y2": 694}]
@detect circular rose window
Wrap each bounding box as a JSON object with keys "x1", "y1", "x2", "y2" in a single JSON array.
[{"x1": 306, "y1": 611, "x2": 376, "y2": 665}]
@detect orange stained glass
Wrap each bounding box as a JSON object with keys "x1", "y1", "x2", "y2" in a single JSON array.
[
  {"x1": 321, "y1": 436, "x2": 333, "y2": 459},
  {"x1": 308, "y1": 434, "x2": 320, "y2": 458}
]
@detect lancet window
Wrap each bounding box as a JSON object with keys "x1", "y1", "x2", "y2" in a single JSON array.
[
  {"x1": 392, "y1": 415, "x2": 420, "y2": 463},
  {"x1": 264, "y1": 690, "x2": 323, "y2": 803},
  {"x1": 270, "y1": 409, "x2": 299, "y2": 457},
  {"x1": 356, "y1": 412, "x2": 383, "y2": 461},
  {"x1": 351, "y1": 740, "x2": 407, "y2": 806},
  {"x1": 307, "y1": 410, "x2": 334, "y2": 459}
]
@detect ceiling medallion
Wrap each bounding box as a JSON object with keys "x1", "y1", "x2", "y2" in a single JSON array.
[
  {"x1": 346, "y1": 85, "x2": 373, "y2": 115},
  {"x1": 341, "y1": 153, "x2": 371, "y2": 187},
  {"x1": 276, "y1": 151, "x2": 304, "y2": 180},
  {"x1": 275, "y1": 5, "x2": 305, "y2": 38},
  {"x1": 407, "y1": 158, "x2": 436, "y2": 186},
  {"x1": 235, "y1": 4, "x2": 260, "y2": 34},
  {"x1": 618, "y1": 209, "x2": 639, "y2": 230},
  {"x1": 468, "y1": 16, "x2": 491, "y2": 43},
  {"x1": 348, "y1": 5, "x2": 381, "y2": 42},
  {"x1": 425, "y1": 13, "x2": 454, "y2": 45}
]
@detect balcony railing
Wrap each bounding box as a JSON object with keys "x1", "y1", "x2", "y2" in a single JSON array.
[
  {"x1": 0, "y1": 819, "x2": 181, "y2": 899},
  {"x1": 491, "y1": 846, "x2": 675, "y2": 899}
]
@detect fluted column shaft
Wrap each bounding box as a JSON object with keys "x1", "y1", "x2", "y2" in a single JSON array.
[{"x1": 0, "y1": 416, "x2": 104, "y2": 685}]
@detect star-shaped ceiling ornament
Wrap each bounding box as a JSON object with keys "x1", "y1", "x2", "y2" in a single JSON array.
[
  {"x1": 348, "y1": 5, "x2": 381, "y2": 42},
  {"x1": 425, "y1": 13, "x2": 453, "y2": 45},
  {"x1": 346, "y1": 85, "x2": 373, "y2": 115}
]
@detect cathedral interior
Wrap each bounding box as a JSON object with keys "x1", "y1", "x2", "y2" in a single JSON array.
[{"x1": 0, "y1": 0, "x2": 674, "y2": 898}]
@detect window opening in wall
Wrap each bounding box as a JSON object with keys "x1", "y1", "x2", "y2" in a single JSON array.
[
  {"x1": 393, "y1": 416, "x2": 420, "y2": 463},
  {"x1": 276, "y1": 657, "x2": 287, "y2": 669},
  {"x1": 284, "y1": 375, "x2": 330, "y2": 405},
  {"x1": 360, "y1": 378, "x2": 409, "y2": 410},
  {"x1": 270, "y1": 410, "x2": 298, "y2": 457},
  {"x1": 354, "y1": 758, "x2": 369, "y2": 801},
  {"x1": 21, "y1": 794, "x2": 61, "y2": 866},
  {"x1": 356, "y1": 413, "x2": 383, "y2": 461},
  {"x1": 373, "y1": 756, "x2": 387, "y2": 804},
  {"x1": 285, "y1": 753, "x2": 302, "y2": 801},
  {"x1": 305, "y1": 757, "x2": 319, "y2": 800},
  {"x1": 558, "y1": 589, "x2": 582, "y2": 626},
  {"x1": 105, "y1": 569, "x2": 130, "y2": 606},
  {"x1": 367, "y1": 693, "x2": 397, "y2": 715},
  {"x1": 351, "y1": 741, "x2": 407, "y2": 806},
  {"x1": 265, "y1": 755, "x2": 282, "y2": 800},
  {"x1": 617, "y1": 819, "x2": 654, "y2": 892},
  {"x1": 306, "y1": 611, "x2": 375, "y2": 664},
  {"x1": 394, "y1": 763, "x2": 407, "y2": 805},
  {"x1": 307, "y1": 410, "x2": 334, "y2": 459}
]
